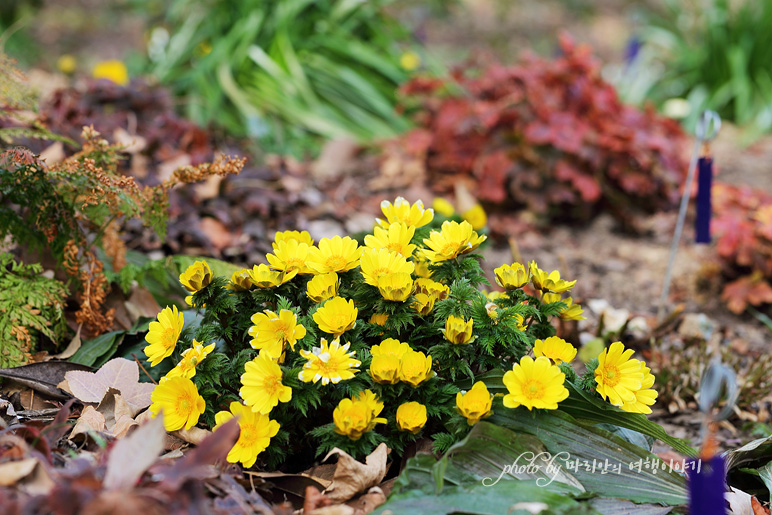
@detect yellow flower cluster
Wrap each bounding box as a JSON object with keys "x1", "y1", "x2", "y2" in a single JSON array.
[{"x1": 368, "y1": 338, "x2": 434, "y2": 387}]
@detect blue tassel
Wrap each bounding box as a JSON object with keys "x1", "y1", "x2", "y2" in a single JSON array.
[
  {"x1": 688, "y1": 455, "x2": 725, "y2": 515},
  {"x1": 695, "y1": 157, "x2": 713, "y2": 243}
]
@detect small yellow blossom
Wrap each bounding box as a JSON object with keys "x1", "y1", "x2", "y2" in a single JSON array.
[
  {"x1": 529, "y1": 261, "x2": 576, "y2": 293},
  {"x1": 313, "y1": 296, "x2": 358, "y2": 337},
  {"x1": 149, "y1": 376, "x2": 205, "y2": 431},
  {"x1": 240, "y1": 351, "x2": 292, "y2": 414},
  {"x1": 462, "y1": 204, "x2": 487, "y2": 230},
  {"x1": 378, "y1": 272, "x2": 414, "y2": 302},
  {"x1": 559, "y1": 297, "x2": 585, "y2": 321},
  {"x1": 298, "y1": 338, "x2": 361, "y2": 385},
  {"x1": 594, "y1": 342, "x2": 644, "y2": 407},
  {"x1": 414, "y1": 278, "x2": 450, "y2": 301},
  {"x1": 399, "y1": 51, "x2": 421, "y2": 72},
  {"x1": 413, "y1": 256, "x2": 433, "y2": 278},
  {"x1": 273, "y1": 230, "x2": 314, "y2": 248},
  {"x1": 360, "y1": 248, "x2": 414, "y2": 287},
  {"x1": 502, "y1": 356, "x2": 569, "y2": 411},
  {"x1": 441, "y1": 315, "x2": 475, "y2": 345},
  {"x1": 214, "y1": 401, "x2": 279, "y2": 468},
  {"x1": 306, "y1": 272, "x2": 339, "y2": 303},
  {"x1": 267, "y1": 239, "x2": 313, "y2": 275},
  {"x1": 432, "y1": 197, "x2": 456, "y2": 217},
  {"x1": 144, "y1": 306, "x2": 184, "y2": 367},
  {"x1": 422, "y1": 220, "x2": 486, "y2": 263},
  {"x1": 369, "y1": 339, "x2": 410, "y2": 384},
  {"x1": 620, "y1": 366, "x2": 658, "y2": 414},
  {"x1": 412, "y1": 293, "x2": 435, "y2": 315},
  {"x1": 494, "y1": 263, "x2": 530, "y2": 290},
  {"x1": 533, "y1": 336, "x2": 577, "y2": 365},
  {"x1": 248, "y1": 309, "x2": 307, "y2": 358},
  {"x1": 364, "y1": 222, "x2": 417, "y2": 258},
  {"x1": 307, "y1": 236, "x2": 363, "y2": 274},
  {"x1": 248, "y1": 263, "x2": 292, "y2": 288},
  {"x1": 369, "y1": 313, "x2": 389, "y2": 326},
  {"x1": 333, "y1": 395, "x2": 385, "y2": 441},
  {"x1": 355, "y1": 390, "x2": 387, "y2": 431},
  {"x1": 399, "y1": 350, "x2": 433, "y2": 387},
  {"x1": 92, "y1": 59, "x2": 129, "y2": 86},
  {"x1": 229, "y1": 269, "x2": 254, "y2": 291},
  {"x1": 57, "y1": 54, "x2": 77, "y2": 75},
  {"x1": 166, "y1": 340, "x2": 215, "y2": 379},
  {"x1": 396, "y1": 402, "x2": 427, "y2": 433},
  {"x1": 377, "y1": 197, "x2": 434, "y2": 229},
  {"x1": 179, "y1": 260, "x2": 212, "y2": 293},
  {"x1": 456, "y1": 382, "x2": 494, "y2": 425}
]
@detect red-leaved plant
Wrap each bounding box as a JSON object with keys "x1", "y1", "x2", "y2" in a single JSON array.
[
  {"x1": 397, "y1": 34, "x2": 688, "y2": 230},
  {"x1": 712, "y1": 182, "x2": 772, "y2": 314}
]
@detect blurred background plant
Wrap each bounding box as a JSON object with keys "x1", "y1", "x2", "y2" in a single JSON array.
[
  {"x1": 129, "y1": 0, "x2": 422, "y2": 157},
  {"x1": 616, "y1": 0, "x2": 772, "y2": 141}
]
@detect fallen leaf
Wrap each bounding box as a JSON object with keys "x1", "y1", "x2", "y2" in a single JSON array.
[
  {"x1": 65, "y1": 358, "x2": 155, "y2": 416},
  {"x1": 70, "y1": 406, "x2": 106, "y2": 441},
  {"x1": 0, "y1": 458, "x2": 54, "y2": 495},
  {"x1": 311, "y1": 506, "x2": 355, "y2": 515},
  {"x1": 39, "y1": 142, "x2": 65, "y2": 165},
  {"x1": 48, "y1": 326, "x2": 83, "y2": 360},
  {"x1": 200, "y1": 217, "x2": 232, "y2": 251},
  {"x1": 103, "y1": 414, "x2": 165, "y2": 490},
  {"x1": 172, "y1": 426, "x2": 212, "y2": 446},
  {"x1": 727, "y1": 486, "x2": 754, "y2": 515},
  {"x1": 125, "y1": 287, "x2": 162, "y2": 323},
  {"x1": 345, "y1": 486, "x2": 387, "y2": 515},
  {"x1": 0, "y1": 361, "x2": 92, "y2": 400},
  {"x1": 323, "y1": 443, "x2": 388, "y2": 503}
]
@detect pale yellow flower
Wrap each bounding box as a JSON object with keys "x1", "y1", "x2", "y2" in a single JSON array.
[
  {"x1": 594, "y1": 342, "x2": 644, "y2": 407},
  {"x1": 313, "y1": 296, "x2": 358, "y2": 337},
  {"x1": 306, "y1": 272, "x2": 339, "y2": 303},
  {"x1": 441, "y1": 315, "x2": 474, "y2": 345},
  {"x1": 179, "y1": 260, "x2": 212, "y2": 293},
  {"x1": 307, "y1": 236, "x2": 363, "y2": 274},
  {"x1": 240, "y1": 351, "x2": 292, "y2": 414},
  {"x1": 166, "y1": 340, "x2": 216, "y2": 379},
  {"x1": 376, "y1": 197, "x2": 434, "y2": 229},
  {"x1": 149, "y1": 376, "x2": 205, "y2": 431},
  {"x1": 396, "y1": 402, "x2": 427, "y2": 433},
  {"x1": 456, "y1": 382, "x2": 493, "y2": 425},
  {"x1": 422, "y1": 220, "x2": 486, "y2": 263},
  {"x1": 364, "y1": 222, "x2": 416, "y2": 258},
  {"x1": 360, "y1": 248, "x2": 414, "y2": 287},
  {"x1": 378, "y1": 272, "x2": 414, "y2": 302},
  {"x1": 267, "y1": 239, "x2": 313, "y2": 275},
  {"x1": 533, "y1": 336, "x2": 577, "y2": 365},
  {"x1": 502, "y1": 356, "x2": 569, "y2": 410},
  {"x1": 144, "y1": 306, "x2": 184, "y2": 367},
  {"x1": 298, "y1": 338, "x2": 361, "y2": 385},
  {"x1": 214, "y1": 401, "x2": 279, "y2": 468}
]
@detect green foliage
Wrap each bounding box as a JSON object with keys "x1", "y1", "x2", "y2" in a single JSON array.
[
  {"x1": 132, "y1": 0, "x2": 415, "y2": 156},
  {"x1": 636, "y1": 0, "x2": 772, "y2": 138},
  {"x1": 0, "y1": 252, "x2": 68, "y2": 367}
]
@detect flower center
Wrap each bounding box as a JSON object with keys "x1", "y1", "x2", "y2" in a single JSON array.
[
  {"x1": 441, "y1": 242, "x2": 460, "y2": 257},
  {"x1": 163, "y1": 328, "x2": 177, "y2": 347},
  {"x1": 326, "y1": 255, "x2": 347, "y2": 270},
  {"x1": 603, "y1": 365, "x2": 620, "y2": 387},
  {"x1": 386, "y1": 243, "x2": 403, "y2": 254},
  {"x1": 176, "y1": 393, "x2": 193, "y2": 416},
  {"x1": 522, "y1": 379, "x2": 544, "y2": 399},
  {"x1": 239, "y1": 424, "x2": 259, "y2": 448}
]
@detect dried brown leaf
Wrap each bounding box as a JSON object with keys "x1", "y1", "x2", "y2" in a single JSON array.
[
  {"x1": 0, "y1": 458, "x2": 54, "y2": 495},
  {"x1": 69, "y1": 405, "x2": 106, "y2": 441},
  {"x1": 323, "y1": 443, "x2": 388, "y2": 503},
  {"x1": 65, "y1": 358, "x2": 155, "y2": 416},
  {"x1": 103, "y1": 414, "x2": 165, "y2": 490}
]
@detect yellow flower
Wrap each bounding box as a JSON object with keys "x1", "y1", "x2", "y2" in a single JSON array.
[
  {"x1": 57, "y1": 54, "x2": 77, "y2": 75},
  {"x1": 307, "y1": 272, "x2": 339, "y2": 303},
  {"x1": 144, "y1": 306, "x2": 184, "y2": 367},
  {"x1": 399, "y1": 349, "x2": 433, "y2": 387},
  {"x1": 432, "y1": 197, "x2": 455, "y2": 217},
  {"x1": 377, "y1": 197, "x2": 434, "y2": 229},
  {"x1": 149, "y1": 376, "x2": 205, "y2": 431},
  {"x1": 413, "y1": 256, "x2": 432, "y2": 278},
  {"x1": 456, "y1": 382, "x2": 494, "y2": 425},
  {"x1": 229, "y1": 268, "x2": 254, "y2": 291},
  {"x1": 369, "y1": 338, "x2": 410, "y2": 384},
  {"x1": 179, "y1": 260, "x2": 212, "y2": 293},
  {"x1": 267, "y1": 239, "x2": 313, "y2": 275},
  {"x1": 166, "y1": 340, "x2": 216, "y2": 379},
  {"x1": 313, "y1": 296, "x2": 358, "y2": 337},
  {"x1": 92, "y1": 59, "x2": 129, "y2": 86},
  {"x1": 273, "y1": 230, "x2": 314, "y2": 248},
  {"x1": 307, "y1": 236, "x2": 363, "y2": 274},
  {"x1": 494, "y1": 263, "x2": 530, "y2": 290},
  {"x1": 414, "y1": 278, "x2": 450, "y2": 301},
  {"x1": 248, "y1": 263, "x2": 292, "y2": 289},
  {"x1": 360, "y1": 248, "x2": 415, "y2": 287},
  {"x1": 514, "y1": 313, "x2": 527, "y2": 331},
  {"x1": 364, "y1": 222, "x2": 417, "y2": 258},
  {"x1": 333, "y1": 397, "x2": 383, "y2": 441},
  {"x1": 529, "y1": 261, "x2": 576, "y2": 293},
  {"x1": 298, "y1": 338, "x2": 361, "y2": 385},
  {"x1": 594, "y1": 341, "x2": 644, "y2": 407},
  {"x1": 399, "y1": 50, "x2": 421, "y2": 72},
  {"x1": 378, "y1": 272, "x2": 414, "y2": 302},
  {"x1": 355, "y1": 389, "x2": 387, "y2": 431},
  {"x1": 248, "y1": 309, "x2": 307, "y2": 358},
  {"x1": 620, "y1": 366, "x2": 657, "y2": 414},
  {"x1": 560, "y1": 297, "x2": 585, "y2": 321},
  {"x1": 396, "y1": 402, "x2": 427, "y2": 433},
  {"x1": 214, "y1": 401, "x2": 279, "y2": 468},
  {"x1": 412, "y1": 293, "x2": 435, "y2": 315},
  {"x1": 369, "y1": 313, "x2": 389, "y2": 326},
  {"x1": 462, "y1": 204, "x2": 487, "y2": 230},
  {"x1": 240, "y1": 351, "x2": 292, "y2": 414},
  {"x1": 422, "y1": 220, "x2": 486, "y2": 263},
  {"x1": 533, "y1": 336, "x2": 577, "y2": 365},
  {"x1": 441, "y1": 315, "x2": 474, "y2": 345},
  {"x1": 502, "y1": 356, "x2": 569, "y2": 410}
]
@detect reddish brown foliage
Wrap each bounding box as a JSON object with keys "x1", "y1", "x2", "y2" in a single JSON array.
[
  {"x1": 712, "y1": 183, "x2": 772, "y2": 313},
  {"x1": 399, "y1": 34, "x2": 688, "y2": 230}
]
